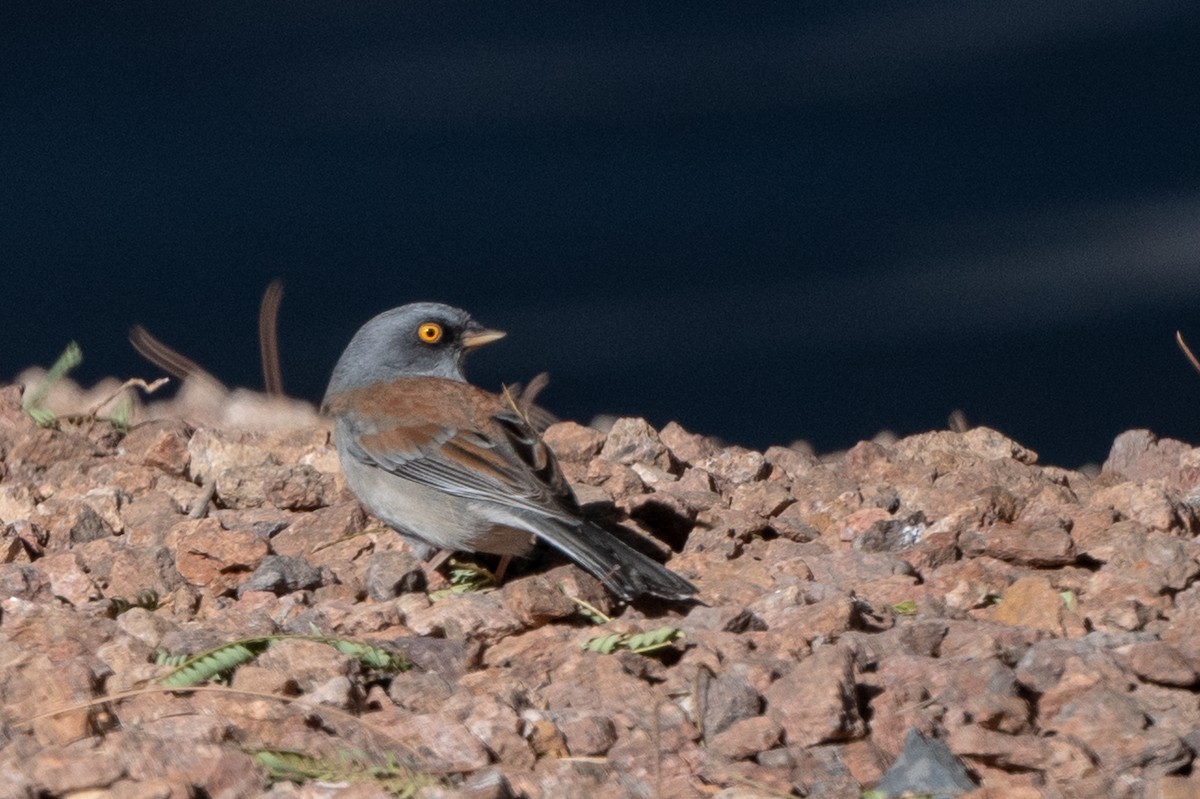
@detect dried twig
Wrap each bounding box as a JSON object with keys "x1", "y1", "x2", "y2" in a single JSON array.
[
  {"x1": 259, "y1": 279, "x2": 285, "y2": 395},
  {"x1": 1177, "y1": 330, "x2": 1200, "y2": 376},
  {"x1": 16, "y1": 683, "x2": 439, "y2": 774},
  {"x1": 129, "y1": 325, "x2": 226, "y2": 389},
  {"x1": 84, "y1": 377, "x2": 170, "y2": 419},
  {"x1": 189, "y1": 480, "x2": 217, "y2": 519}
]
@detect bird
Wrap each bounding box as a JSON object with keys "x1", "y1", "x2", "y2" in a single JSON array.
[{"x1": 322, "y1": 302, "x2": 697, "y2": 602}]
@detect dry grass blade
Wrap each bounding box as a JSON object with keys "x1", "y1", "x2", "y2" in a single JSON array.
[
  {"x1": 259, "y1": 278, "x2": 285, "y2": 395},
  {"x1": 16, "y1": 684, "x2": 446, "y2": 777},
  {"x1": 129, "y1": 324, "x2": 227, "y2": 389},
  {"x1": 84, "y1": 376, "x2": 170, "y2": 419},
  {"x1": 21, "y1": 341, "x2": 83, "y2": 426},
  {"x1": 1177, "y1": 330, "x2": 1200, "y2": 376}
]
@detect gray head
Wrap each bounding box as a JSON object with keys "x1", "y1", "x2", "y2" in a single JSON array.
[{"x1": 324, "y1": 302, "x2": 505, "y2": 402}]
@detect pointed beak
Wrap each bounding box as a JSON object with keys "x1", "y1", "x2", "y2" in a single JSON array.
[{"x1": 461, "y1": 327, "x2": 506, "y2": 349}]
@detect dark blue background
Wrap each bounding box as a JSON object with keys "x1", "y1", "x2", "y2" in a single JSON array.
[{"x1": 5, "y1": 2, "x2": 1200, "y2": 467}]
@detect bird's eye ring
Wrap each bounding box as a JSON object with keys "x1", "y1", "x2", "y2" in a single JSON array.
[{"x1": 417, "y1": 322, "x2": 443, "y2": 344}]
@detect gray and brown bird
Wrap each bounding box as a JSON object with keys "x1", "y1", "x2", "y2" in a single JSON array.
[{"x1": 322, "y1": 302, "x2": 697, "y2": 601}]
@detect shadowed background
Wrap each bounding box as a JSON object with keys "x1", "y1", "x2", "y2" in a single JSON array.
[{"x1": 4, "y1": 2, "x2": 1200, "y2": 467}]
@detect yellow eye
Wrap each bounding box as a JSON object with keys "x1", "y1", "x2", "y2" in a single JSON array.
[{"x1": 417, "y1": 322, "x2": 443, "y2": 344}]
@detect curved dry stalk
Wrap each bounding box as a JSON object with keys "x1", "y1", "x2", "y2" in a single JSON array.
[
  {"x1": 84, "y1": 377, "x2": 170, "y2": 419},
  {"x1": 129, "y1": 324, "x2": 227, "y2": 390},
  {"x1": 1177, "y1": 330, "x2": 1200, "y2": 376},
  {"x1": 15, "y1": 683, "x2": 446, "y2": 774},
  {"x1": 259, "y1": 278, "x2": 285, "y2": 395}
]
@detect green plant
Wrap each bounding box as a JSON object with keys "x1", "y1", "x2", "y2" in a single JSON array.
[
  {"x1": 22, "y1": 341, "x2": 83, "y2": 426},
  {"x1": 156, "y1": 633, "x2": 410, "y2": 688},
  {"x1": 251, "y1": 748, "x2": 437, "y2": 797},
  {"x1": 583, "y1": 625, "x2": 684, "y2": 656}
]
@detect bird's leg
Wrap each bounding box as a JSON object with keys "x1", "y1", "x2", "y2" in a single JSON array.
[
  {"x1": 427, "y1": 549, "x2": 454, "y2": 570},
  {"x1": 494, "y1": 554, "x2": 513, "y2": 583}
]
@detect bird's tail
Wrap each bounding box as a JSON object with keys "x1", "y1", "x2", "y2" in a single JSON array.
[{"x1": 539, "y1": 519, "x2": 697, "y2": 601}]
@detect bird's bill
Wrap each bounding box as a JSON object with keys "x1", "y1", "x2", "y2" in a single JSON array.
[{"x1": 462, "y1": 328, "x2": 506, "y2": 349}]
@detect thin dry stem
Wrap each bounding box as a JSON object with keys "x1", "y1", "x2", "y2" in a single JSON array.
[
  {"x1": 84, "y1": 376, "x2": 170, "y2": 419},
  {"x1": 259, "y1": 278, "x2": 285, "y2": 395},
  {"x1": 16, "y1": 683, "x2": 443, "y2": 774},
  {"x1": 1177, "y1": 330, "x2": 1200, "y2": 375},
  {"x1": 129, "y1": 325, "x2": 227, "y2": 389}
]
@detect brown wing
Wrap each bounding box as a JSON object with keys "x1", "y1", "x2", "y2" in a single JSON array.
[{"x1": 328, "y1": 377, "x2": 579, "y2": 518}]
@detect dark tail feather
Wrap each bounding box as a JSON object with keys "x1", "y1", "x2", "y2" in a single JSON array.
[{"x1": 539, "y1": 520, "x2": 697, "y2": 601}]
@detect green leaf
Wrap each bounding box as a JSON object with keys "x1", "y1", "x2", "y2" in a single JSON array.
[
  {"x1": 23, "y1": 341, "x2": 83, "y2": 426},
  {"x1": 320, "y1": 637, "x2": 410, "y2": 672},
  {"x1": 626, "y1": 626, "x2": 685, "y2": 654},
  {"x1": 159, "y1": 638, "x2": 272, "y2": 687},
  {"x1": 429, "y1": 558, "x2": 496, "y2": 600},
  {"x1": 583, "y1": 626, "x2": 684, "y2": 656},
  {"x1": 251, "y1": 748, "x2": 437, "y2": 797},
  {"x1": 157, "y1": 633, "x2": 410, "y2": 686}
]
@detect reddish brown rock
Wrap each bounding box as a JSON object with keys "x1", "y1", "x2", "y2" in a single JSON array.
[
  {"x1": 263, "y1": 463, "x2": 336, "y2": 510},
  {"x1": 7, "y1": 373, "x2": 1200, "y2": 797},
  {"x1": 599, "y1": 417, "x2": 672, "y2": 470},
  {"x1": 1120, "y1": 641, "x2": 1198, "y2": 687},
  {"x1": 1089, "y1": 480, "x2": 1185, "y2": 532},
  {"x1": 171, "y1": 518, "x2": 268, "y2": 595},
  {"x1": 659, "y1": 421, "x2": 720, "y2": 466},
  {"x1": 501, "y1": 573, "x2": 579, "y2": 627},
  {"x1": 270, "y1": 500, "x2": 368, "y2": 561},
  {"x1": 697, "y1": 446, "x2": 768, "y2": 487},
  {"x1": 35, "y1": 496, "x2": 115, "y2": 549},
  {"x1": 763, "y1": 645, "x2": 864, "y2": 748},
  {"x1": 990, "y1": 575, "x2": 1064, "y2": 634},
  {"x1": 120, "y1": 418, "x2": 192, "y2": 476},
  {"x1": 960, "y1": 521, "x2": 1075, "y2": 566},
  {"x1": 542, "y1": 421, "x2": 607, "y2": 462},
  {"x1": 729, "y1": 481, "x2": 793, "y2": 518},
  {"x1": 1104, "y1": 429, "x2": 1200, "y2": 491},
  {"x1": 709, "y1": 716, "x2": 783, "y2": 760}
]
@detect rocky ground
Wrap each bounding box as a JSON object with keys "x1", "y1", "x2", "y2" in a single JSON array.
[{"x1": 1, "y1": 379, "x2": 1200, "y2": 799}]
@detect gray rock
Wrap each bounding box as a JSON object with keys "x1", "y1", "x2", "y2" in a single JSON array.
[
  {"x1": 874, "y1": 728, "x2": 976, "y2": 798},
  {"x1": 238, "y1": 554, "x2": 322, "y2": 595}
]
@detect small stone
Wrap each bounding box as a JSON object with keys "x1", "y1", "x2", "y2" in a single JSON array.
[
  {"x1": 542, "y1": 421, "x2": 606, "y2": 462},
  {"x1": 730, "y1": 482, "x2": 794, "y2": 518},
  {"x1": 364, "y1": 549, "x2": 426, "y2": 599},
  {"x1": 1103, "y1": 429, "x2": 1200, "y2": 492},
  {"x1": 763, "y1": 444, "x2": 822, "y2": 482},
  {"x1": 264, "y1": 463, "x2": 335, "y2": 511},
  {"x1": 659, "y1": 421, "x2": 719, "y2": 466},
  {"x1": 171, "y1": 518, "x2": 269, "y2": 595},
  {"x1": 38, "y1": 552, "x2": 100, "y2": 605},
  {"x1": 875, "y1": 728, "x2": 976, "y2": 798},
  {"x1": 271, "y1": 501, "x2": 368, "y2": 559},
  {"x1": 599, "y1": 418, "x2": 672, "y2": 470},
  {"x1": 1121, "y1": 641, "x2": 1198, "y2": 687},
  {"x1": 697, "y1": 447, "x2": 768, "y2": 486},
  {"x1": 121, "y1": 419, "x2": 192, "y2": 477},
  {"x1": 990, "y1": 575, "x2": 1064, "y2": 634},
  {"x1": 501, "y1": 575, "x2": 578, "y2": 627},
  {"x1": 29, "y1": 746, "x2": 127, "y2": 794},
  {"x1": 764, "y1": 645, "x2": 864, "y2": 747},
  {"x1": 35, "y1": 497, "x2": 115, "y2": 549},
  {"x1": 238, "y1": 554, "x2": 323, "y2": 595},
  {"x1": 555, "y1": 711, "x2": 618, "y2": 756},
  {"x1": 0, "y1": 564, "x2": 52, "y2": 600},
  {"x1": 960, "y1": 521, "x2": 1075, "y2": 566},
  {"x1": 1089, "y1": 480, "x2": 1183, "y2": 533},
  {"x1": 709, "y1": 716, "x2": 783, "y2": 760},
  {"x1": 702, "y1": 671, "x2": 764, "y2": 737}
]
